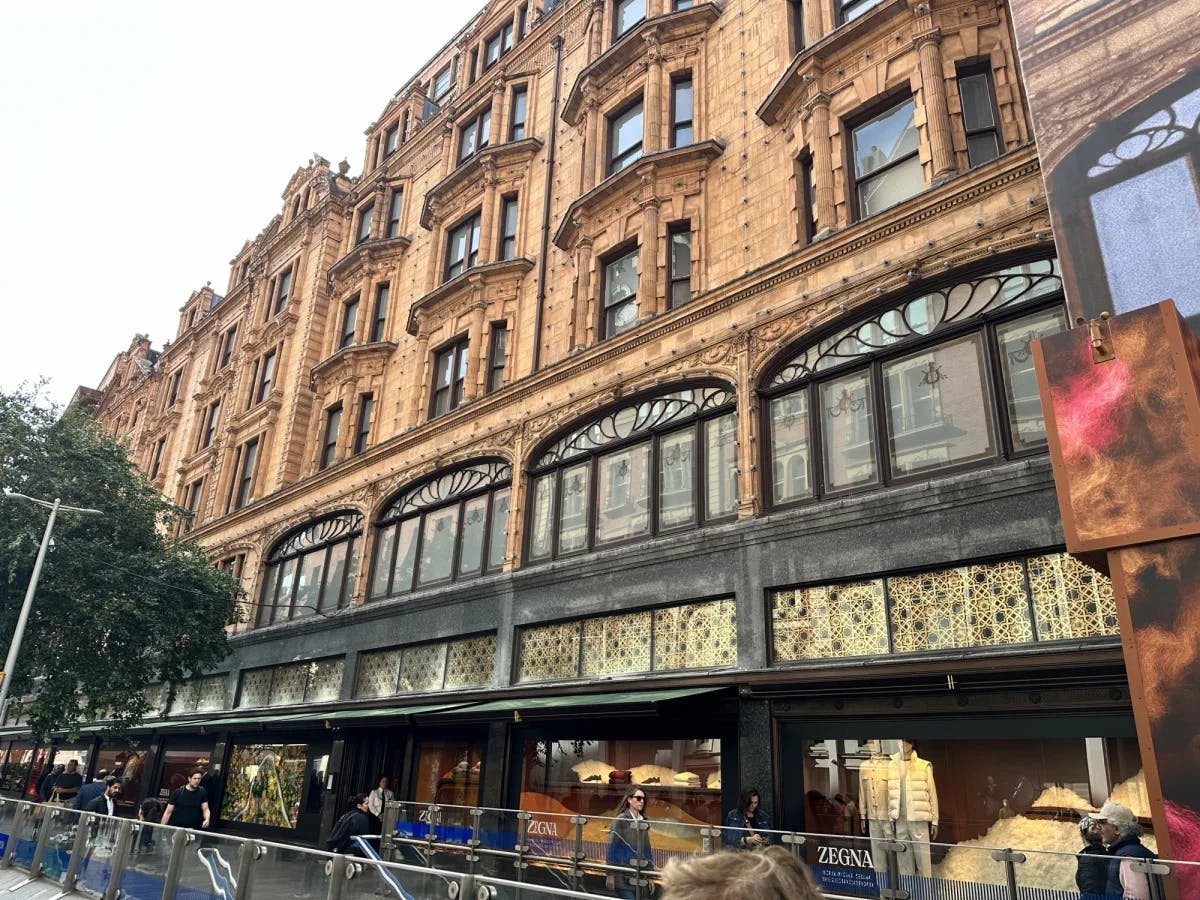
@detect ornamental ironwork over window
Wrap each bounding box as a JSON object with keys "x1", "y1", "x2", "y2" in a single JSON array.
[
  {"x1": 764, "y1": 257, "x2": 1065, "y2": 506},
  {"x1": 257, "y1": 511, "x2": 362, "y2": 627},
  {"x1": 369, "y1": 461, "x2": 511, "y2": 599},
  {"x1": 236, "y1": 658, "x2": 345, "y2": 708},
  {"x1": 354, "y1": 634, "x2": 496, "y2": 698},
  {"x1": 527, "y1": 385, "x2": 737, "y2": 562}
]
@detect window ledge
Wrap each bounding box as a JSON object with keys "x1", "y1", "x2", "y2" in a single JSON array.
[
  {"x1": 230, "y1": 393, "x2": 284, "y2": 432},
  {"x1": 329, "y1": 234, "x2": 412, "y2": 285},
  {"x1": 758, "y1": 0, "x2": 908, "y2": 126},
  {"x1": 310, "y1": 341, "x2": 399, "y2": 389},
  {"x1": 419, "y1": 138, "x2": 544, "y2": 230},
  {"x1": 553, "y1": 139, "x2": 724, "y2": 250},
  {"x1": 407, "y1": 257, "x2": 535, "y2": 336},
  {"x1": 562, "y1": 2, "x2": 723, "y2": 126}
]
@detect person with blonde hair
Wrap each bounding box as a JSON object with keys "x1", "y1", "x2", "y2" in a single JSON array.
[{"x1": 658, "y1": 846, "x2": 823, "y2": 900}]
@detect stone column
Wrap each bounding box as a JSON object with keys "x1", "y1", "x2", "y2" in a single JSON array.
[
  {"x1": 571, "y1": 237, "x2": 594, "y2": 350},
  {"x1": 425, "y1": 212, "x2": 445, "y2": 289},
  {"x1": 915, "y1": 28, "x2": 956, "y2": 182},
  {"x1": 582, "y1": 89, "x2": 601, "y2": 190},
  {"x1": 804, "y1": 0, "x2": 826, "y2": 46},
  {"x1": 802, "y1": 90, "x2": 837, "y2": 234},
  {"x1": 593, "y1": 0, "x2": 610, "y2": 57},
  {"x1": 407, "y1": 331, "x2": 431, "y2": 425},
  {"x1": 478, "y1": 163, "x2": 500, "y2": 264},
  {"x1": 638, "y1": 198, "x2": 661, "y2": 320},
  {"x1": 492, "y1": 79, "x2": 509, "y2": 146},
  {"x1": 465, "y1": 294, "x2": 488, "y2": 400},
  {"x1": 643, "y1": 34, "x2": 664, "y2": 154}
]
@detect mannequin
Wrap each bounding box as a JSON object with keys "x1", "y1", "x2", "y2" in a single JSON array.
[
  {"x1": 887, "y1": 740, "x2": 938, "y2": 878},
  {"x1": 858, "y1": 740, "x2": 892, "y2": 874}
]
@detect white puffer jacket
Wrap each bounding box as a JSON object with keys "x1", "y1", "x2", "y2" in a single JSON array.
[{"x1": 887, "y1": 753, "x2": 938, "y2": 825}]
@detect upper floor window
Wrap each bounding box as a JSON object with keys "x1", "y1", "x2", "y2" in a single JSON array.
[
  {"x1": 788, "y1": 0, "x2": 804, "y2": 53},
  {"x1": 369, "y1": 461, "x2": 511, "y2": 599},
  {"x1": 257, "y1": 511, "x2": 362, "y2": 626},
  {"x1": 445, "y1": 212, "x2": 481, "y2": 281},
  {"x1": 384, "y1": 123, "x2": 400, "y2": 157},
  {"x1": 484, "y1": 22, "x2": 513, "y2": 70},
  {"x1": 229, "y1": 436, "x2": 259, "y2": 512},
  {"x1": 510, "y1": 87, "x2": 528, "y2": 141},
  {"x1": 957, "y1": 64, "x2": 1002, "y2": 168},
  {"x1": 527, "y1": 386, "x2": 738, "y2": 562},
  {"x1": 200, "y1": 400, "x2": 221, "y2": 450},
  {"x1": 272, "y1": 266, "x2": 293, "y2": 315},
  {"x1": 499, "y1": 195, "x2": 519, "y2": 260},
  {"x1": 432, "y1": 64, "x2": 453, "y2": 101},
  {"x1": 354, "y1": 393, "x2": 374, "y2": 455},
  {"x1": 486, "y1": 323, "x2": 508, "y2": 394},
  {"x1": 852, "y1": 96, "x2": 922, "y2": 219},
  {"x1": 387, "y1": 188, "x2": 404, "y2": 238},
  {"x1": 763, "y1": 258, "x2": 1065, "y2": 507},
  {"x1": 167, "y1": 369, "x2": 183, "y2": 407},
  {"x1": 183, "y1": 478, "x2": 204, "y2": 531},
  {"x1": 459, "y1": 107, "x2": 492, "y2": 163},
  {"x1": 840, "y1": 0, "x2": 883, "y2": 24},
  {"x1": 321, "y1": 403, "x2": 342, "y2": 470},
  {"x1": 797, "y1": 153, "x2": 817, "y2": 244},
  {"x1": 252, "y1": 349, "x2": 277, "y2": 406},
  {"x1": 218, "y1": 326, "x2": 237, "y2": 369},
  {"x1": 609, "y1": 97, "x2": 644, "y2": 175},
  {"x1": 150, "y1": 437, "x2": 166, "y2": 480},
  {"x1": 430, "y1": 337, "x2": 469, "y2": 419},
  {"x1": 340, "y1": 296, "x2": 360, "y2": 350},
  {"x1": 356, "y1": 202, "x2": 375, "y2": 245},
  {"x1": 670, "y1": 73, "x2": 693, "y2": 147},
  {"x1": 667, "y1": 223, "x2": 692, "y2": 309},
  {"x1": 673, "y1": 0, "x2": 695, "y2": 8},
  {"x1": 614, "y1": 0, "x2": 646, "y2": 40},
  {"x1": 370, "y1": 283, "x2": 390, "y2": 342},
  {"x1": 602, "y1": 245, "x2": 639, "y2": 338}
]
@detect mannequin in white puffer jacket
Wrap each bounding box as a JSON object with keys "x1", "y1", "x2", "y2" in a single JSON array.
[{"x1": 887, "y1": 740, "x2": 939, "y2": 878}]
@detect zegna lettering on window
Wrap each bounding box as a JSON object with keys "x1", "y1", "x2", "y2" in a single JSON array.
[{"x1": 816, "y1": 845, "x2": 875, "y2": 868}]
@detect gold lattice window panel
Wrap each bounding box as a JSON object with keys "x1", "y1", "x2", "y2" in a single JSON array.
[
  {"x1": 400, "y1": 643, "x2": 446, "y2": 693},
  {"x1": 654, "y1": 599, "x2": 738, "y2": 670},
  {"x1": 143, "y1": 684, "x2": 167, "y2": 716},
  {"x1": 271, "y1": 663, "x2": 309, "y2": 706},
  {"x1": 445, "y1": 635, "x2": 495, "y2": 689},
  {"x1": 890, "y1": 560, "x2": 1032, "y2": 652},
  {"x1": 582, "y1": 611, "x2": 653, "y2": 677},
  {"x1": 518, "y1": 621, "x2": 582, "y2": 682},
  {"x1": 356, "y1": 649, "x2": 402, "y2": 698},
  {"x1": 237, "y1": 669, "x2": 273, "y2": 708},
  {"x1": 305, "y1": 659, "x2": 344, "y2": 702},
  {"x1": 1028, "y1": 553, "x2": 1119, "y2": 640},
  {"x1": 171, "y1": 680, "x2": 199, "y2": 714},
  {"x1": 772, "y1": 580, "x2": 888, "y2": 661},
  {"x1": 195, "y1": 676, "x2": 226, "y2": 711}
]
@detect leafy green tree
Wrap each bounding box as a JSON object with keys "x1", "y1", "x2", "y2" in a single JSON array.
[{"x1": 0, "y1": 386, "x2": 238, "y2": 740}]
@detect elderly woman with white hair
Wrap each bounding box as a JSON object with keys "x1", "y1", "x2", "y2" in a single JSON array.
[{"x1": 1094, "y1": 802, "x2": 1157, "y2": 900}]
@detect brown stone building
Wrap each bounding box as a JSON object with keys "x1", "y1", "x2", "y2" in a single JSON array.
[{"x1": 14, "y1": 0, "x2": 1148, "y2": 884}]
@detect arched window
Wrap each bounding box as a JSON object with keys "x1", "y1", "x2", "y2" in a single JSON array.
[
  {"x1": 369, "y1": 460, "x2": 511, "y2": 598},
  {"x1": 526, "y1": 385, "x2": 737, "y2": 561},
  {"x1": 258, "y1": 511, "x2": 363, "y2": 626},
  {"x1": 763, "y1": 257, "x2": 1065, "y2": 507}
]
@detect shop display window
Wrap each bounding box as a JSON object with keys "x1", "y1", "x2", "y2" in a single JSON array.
[
  {"x1": 400, "y1": 740, "x2": 484, "y2": 840},
  {"x1": 520, "y1": 738, "x2": 722, "y2": 864},
  {"x1": 224, "y1": 742, "x2": 326, "y2": 830},
  {"x1": 791, "y1": 734, "x2": 1145, "y2": 898},
  {"x1": 0, "y1": 743, "x2": 43, "y2": 796},
  {"x1": 92, "y1": 745, "x2": 148, "y2": 816}
]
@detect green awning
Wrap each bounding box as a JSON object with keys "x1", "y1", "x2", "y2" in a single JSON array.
[
  {"x1": 431, "y1": 686, "x2": 725, "y2": 717},
  {"x1": 159, "y1": 702, "x2": 472, "y2": 732}
]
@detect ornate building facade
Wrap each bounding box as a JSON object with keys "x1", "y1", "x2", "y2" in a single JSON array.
[{"x1": 20, "y1": 0, "x2": 1145, "y2": 878}]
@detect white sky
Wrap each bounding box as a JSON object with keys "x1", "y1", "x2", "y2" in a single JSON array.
[{"x1": 0, "y1": 0, "x2": 484, "y2": 409}]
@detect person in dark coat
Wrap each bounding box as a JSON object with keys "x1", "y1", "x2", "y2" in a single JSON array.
[
  {"x1": 1096, "y1": 802, "x2": 1157, "y2": 900},
  {"x1": 37, "y1": 765, "x2": 63, "y2": 802},
  {"x1": 73, "y1": 769, "x2": 111, "y2": 810},
  {"x1": 327, "y1": 794, "x2": 375, "y2": 856},
  {"x1": 1074, "y1": 815, "x2": 1110, "y2": 896},
  {"x1": 724, "y1": 788, "x2": 771, "y2": 849},
  {"x1": 85, "y1": 780, "x2": 122, "y2": 817}
]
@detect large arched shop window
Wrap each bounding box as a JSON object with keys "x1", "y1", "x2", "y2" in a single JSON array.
[
  {"x1": 257, "y1": 511, "x2": 362, "y2": 626},
  {"x1": 526, "y1": 385, "x2": 738, "y2": 561},
  {"x1": 369, "y1": 460, "x2": 511, "y2": 598},
  {"x1": 763, "y1": 257, "x2": 1065, "y2": 507}
]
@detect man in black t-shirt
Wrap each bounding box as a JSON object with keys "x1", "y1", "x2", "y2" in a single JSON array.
[
  {"x1": 52, "y1": 760, "x2": 84, "y2": 804},
  {"x1": 161, "y1": 769, "x2": 210, "y2": 830}
]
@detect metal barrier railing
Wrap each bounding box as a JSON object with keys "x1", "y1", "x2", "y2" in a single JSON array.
[{"x1": 0, "y1": 794, "x2": 1195, "y2": 900}]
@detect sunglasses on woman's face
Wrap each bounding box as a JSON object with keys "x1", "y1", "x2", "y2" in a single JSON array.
[{"x1": 631, "y1": 795, "x2": 646, "y2": 802}]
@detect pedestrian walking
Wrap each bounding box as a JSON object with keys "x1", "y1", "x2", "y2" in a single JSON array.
[
  {"x1": 1095, "y1": 802, "x2": 1158, "y2": 900},
  {"x1": 607, "y1": 788, "x2": 653, "y2": 899},
  {"x1": 724, "y1": 788, "x2": 770, "y2": 849},
  {"x1": 161, "y1": 769, "x2": 211, "y2": 830},
  {"x1": 327, "y1": 794, "x2": 375, "y2": 856}
]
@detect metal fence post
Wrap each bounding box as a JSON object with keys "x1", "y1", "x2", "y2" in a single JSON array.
[
  {"x1": 0, "y1": 801, "x2": 27, "y2": 867},
  {"x1": 324, "y1": 853, "x2": 348, "y2": 900},
  {"x1": 233, "y1": 841, "x2": 264, "y2": 900},
  {"x1": 1129, "y1": 857, "x2": 1171, "y2": 900},
  {"x1": 634, "y1": 818, "x2": 651, "y2": 900},
  {"x1": 381, "y1": 799, "x2": 398, "y2": 860},
  {"x1": 780, "y1": 832, "x2": 805, "y2": 860},
  {"x1": 62, "y1": 810, "x2": 94, "y2": 890},
  {"x1": 468, "y1": 807, "x2": 483, "y2": 875},
  {"x1": 161, "y1": 828, "x2": 192, "y2": 900},
  {"x1": 989, "y1": 848, "x2": 1025, "y2": 900},
  {"x1": 880, "y1": 839, "x2": 910, "y2": 900},
  {"x1": 27, "y1": 803, "x2": 56, "y2": 878},
  {"x1": 569, "y1": 814, "x2": 586, "y2": 891},
  {"x1": 102, "y1": 819, "x2": 136, "y2": 900},
  {"x1": 515, "y1": 810, "x2": 531, "y2": 883}
]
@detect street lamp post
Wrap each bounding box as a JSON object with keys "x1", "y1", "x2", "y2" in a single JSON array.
[{"x1": 0, "y1": 489, "x2": 104, "y2": 722}]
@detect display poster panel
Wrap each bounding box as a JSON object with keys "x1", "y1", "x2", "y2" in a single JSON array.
[{"x1": 224, "y1": 743, "x2": 314, "y2": 830}]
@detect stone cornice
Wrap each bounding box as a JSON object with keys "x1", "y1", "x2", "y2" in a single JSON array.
[
  {"x1": 230, "y1": 393, "x2": 283, "y2": 433},
  {"x1": 328, "y1": 235, "x2": 412, "y2": 286},
  {"x1": 562, "y1": 2, "x2": 723, "y2": 126},
  {"x1": 758, "y1": 0, "x2": 907, "y2": 126},
  {"x1": 406, "y1": 257, "x2": 535, "y2": 335},
  {"x1": 310, "y1": 341, "x2": 400, "y2": 389},
  {"x1": 553, "y1": 139, "x2": 724, "y2": 250},
  {"x1": 419, "y1": 138, "x2": 544, "y2": 230}
]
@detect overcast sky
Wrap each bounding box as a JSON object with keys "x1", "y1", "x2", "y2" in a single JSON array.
[{"x1": 0, "y1": 0, "x2": 483, "y2": 409}]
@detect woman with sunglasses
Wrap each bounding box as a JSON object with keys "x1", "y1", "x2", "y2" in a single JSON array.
[{"x1": 606, "y1": 787, "x2": 655, "y2": 898}]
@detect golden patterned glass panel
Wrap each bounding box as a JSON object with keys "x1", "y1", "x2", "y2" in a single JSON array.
[
  {"x1": 517, "y1": 621, "x2": 581, "y2": 682},
  {"x1": 306, "y1": 659, "x2": 344, "y2": 703},
  {"x1": 400, "y1": 643, "x2": 447, "y2": 693},
  {"x1": 1028, "y1": 552, "x2": 1119, "y2": 640},
  {"x1": 582, "y1": 610, "x2": 652, "y2": 677},
  {"x1": 143, "y1": 683, "x2": 167, "y2": 716},
  {"x1": 654, "y1": 599, "x2": 738, "y2": 670},
  {"x1": 445, "y1": 635, "x2": 495, "y2": 689},
  {"x1": 171, "y1": 680, "x2": 199, "y2": 714},
  {"x1": 355, "y1": 649, "x2": 401, "y2": 698},
  {"x1": 272, "y1": 663, "x2": 309, "y2": 706},
  {"x1": 195, "y1": 676, "x2": 226, "y2": 711},
  {"x1": 890, "y1": 560, "x2": 1032, "y2": 652},
  {"x1": 771, "y1": 581, "x2": 887, "y2": 661},
  {"x1": 237, "y1": 669, "x2": 273, "y2": 708}
]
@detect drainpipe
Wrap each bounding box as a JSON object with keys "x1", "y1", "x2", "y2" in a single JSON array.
[{"x1": 532, "y1": 33, "x2": 564, "y2": 373}]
